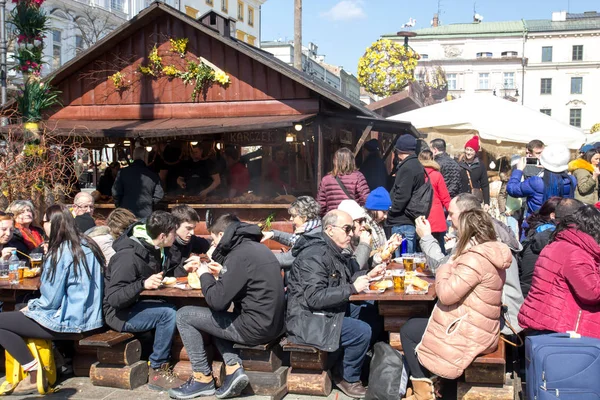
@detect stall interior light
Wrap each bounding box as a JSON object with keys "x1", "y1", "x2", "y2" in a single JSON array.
[
  {"x1": 286, "y1": 133, "x2": 295, "y2": 143},
  {"x1": 294, "y1": 123, "x2": 303, "y2": 132},
  {"x1": 190, "y1": 141, "x2": 199, "y2": 146},
  {"x1": 123, "y1": 140, "x2": 131, "y2": 146},
  {"x1": 106, "y1": 143, "x2": 115, "y2": 148},
  {"x1": 145, "y1": 146, "x2": 153, "y2": 152},
  {"x1": 216, "y1": 142, "x2": 222, "y2": 150}
]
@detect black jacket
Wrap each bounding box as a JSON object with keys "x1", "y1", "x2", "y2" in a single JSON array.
[
  {"x1": 387, "y1": 154, "x2": 426, "y2": 227},
  {"x1": 459, "y1": 158, "x2": 490, "y2": 204},
  {"x1": 360, "y1": 153, "x2": 388, "y2": 191},
  {"x1": 286, "y1": 229, "x2": 364, "y2": 352},
  {"x1": 75, "y1": 213, "x2": 96, "y2": 233},
  {"x1": 201, "y1": 222, "x2": 285, "y2": 345},
  {"x1": 112, "y1": 160, "x2": 164, "y2": 218},
  {"x1": 434, "y1": 152, "x2": 463, "y2": 198},
  {"x1": 0, "y1": 237, "x2": 31, "y2": 261},
  {"x1": 103, "y1": 222, "x2": 166, "y2": 332},
  {"x1": 167, "y1": 236, "x2": 211, "y2": 278},
  {"x1": 518, "y1": 225, "x2": 553, "y2": 298}
]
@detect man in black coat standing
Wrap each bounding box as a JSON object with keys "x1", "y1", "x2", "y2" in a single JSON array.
[
  {"x1": 112, "y1": 147, "x2": 164, "y2": 218},
  {"x1": 286, "y1": 209, "x2": 385, "y2": 399},
  {"x1": 359, "y1": 139, "x2": 388, "y2": 191},
  {"x1": 430, "y1": 138, "x2": 463, "y2": 198}
]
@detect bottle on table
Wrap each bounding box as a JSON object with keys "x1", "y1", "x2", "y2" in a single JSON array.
[{"x1": 8, "y1": 250, "x2": 20, "y2": 284}]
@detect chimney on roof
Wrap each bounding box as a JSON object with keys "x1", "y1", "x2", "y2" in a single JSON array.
[
  {"x1": 199, "y1": 11, "x2": 235, "y2": 38},
  {"x1": 551, "y1": 11, "x2": 567, "y2": 21},
  {"x1": 432, "y1": 13, "x2": 439, "y2": 27}
]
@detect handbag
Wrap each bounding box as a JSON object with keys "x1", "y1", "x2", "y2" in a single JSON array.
[
  {"x1": 365, "y1": 342, "x2": 409, "y2": 399},
  {"x1": 334, "y1": 176, "x2": 354, "y2": 200},
  {"x1": 466, "y1": 170, "x2": 484, "y2": 203},
  {"x1": 0, "y1": 339, "x2": 57, "y2": 395}
]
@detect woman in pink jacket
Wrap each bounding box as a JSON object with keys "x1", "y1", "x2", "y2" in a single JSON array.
[
  {"x1": 419, "y1": 150, "x2": 451, "y2": 252},
  {"x1": 518, "y1": 204, "x2": 600, "y2": 338},
  {"x1": 316, "y1": 147, "x2": 370, "y2": 216},
  {"x1": 400, "y1": 209, "x2": 511, "y2": 400}
]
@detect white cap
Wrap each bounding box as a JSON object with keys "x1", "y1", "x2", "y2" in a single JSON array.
[
  {"x1": 540, "y1": 144, "x2": 571, "y2": 173},
  {"x1": 337, "y1": 200, "x2": 367, "y2": 221}
]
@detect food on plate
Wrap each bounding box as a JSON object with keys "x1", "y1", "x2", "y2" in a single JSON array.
[
  {"x1": 188, "y1": 272, "x2": 201, "y2": 289},
  {"x1": 23, "y1": 267, "x2": 41, "y2": 278},
  {"x1": 369, "y1": 279, "x2": 393, "y2": 291},
  {"x1": 405, "y1": 273, "x2": 429, "y2": 292},
  {"x1": 162, "y1": 277, "x2": 177, "y2": 286}
]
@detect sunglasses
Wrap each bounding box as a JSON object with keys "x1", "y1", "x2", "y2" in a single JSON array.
[{"x1": 332, "y1": 224, "x2": 355, "y2": 235}]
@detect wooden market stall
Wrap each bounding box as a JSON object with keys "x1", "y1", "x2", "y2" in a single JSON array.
[{"x1": 4, "y1": 2, "x2": 419, "y2": 223}]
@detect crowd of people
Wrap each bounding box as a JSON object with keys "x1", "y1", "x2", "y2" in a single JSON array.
[{"x1": 0, "y1": 134, "x2": 598, "y2": 400}]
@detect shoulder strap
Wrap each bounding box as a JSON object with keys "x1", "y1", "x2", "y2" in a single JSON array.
[
  {"x1": 334, "y1": 176, "x2": 354, "y2": 200},
  {"x1": 466, "y1": 169, "x2": 474, "y2": 190}
]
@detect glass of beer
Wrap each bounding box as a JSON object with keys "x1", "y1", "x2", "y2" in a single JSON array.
[
  {"x1": 415, "y1": 253, "x2": 427, "y2": 273},
  {"x1": 402, "y1": 253, "x2": 415, "y2": 272},
  {"x1": 30, "y1": 253, "x2": 43, "y2": 269},
  {"x1": 18, "y1": 261, "x2": 27, "y2": 281},
  {"x1": 392, "y1": 269, "x2": 405, "y2": 292}
]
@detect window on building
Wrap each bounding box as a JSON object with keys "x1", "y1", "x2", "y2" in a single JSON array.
[
  {"x1": 501, "y1": 51, "x2": 518, "y2": 57},
  {"x1": 221, "y1": 0, "x2": 228, "y2": 13},
  {"x1": 540, "y1": 78, "x2": 552, "y2": 95},
  {"x1": 478, "y1": 73, "x2": 489, "y2": 89},
  {"x1": 248, "y1": 6, "x2": 254, "y2": 26},
  {"x1": 570, "y1": 109, "x2": 581, "y2": 127},
  {"x1": 540, "y1": 109, "x2": 551, "y2": 116},
  {"x1": 206, "y1": 0, "x2": 213, "y2": 5},
  {"x1": 111, "y1": 0, "x2": 124, "y2": 12},
  {"x1": 503, "y1": 72, "x2": 515, "y2": 89},
  {"x1": 75, "y1": 35, "x2": 84, "y2": 54},
  {"x1": 572, "y1": 45, "x2": 583, "y2": 61},
  {"x1": 476, "y1": 52, "x2": 493, "y2": 58},
  {"x1": 542, "y1": 46, "x2": 553, "y2": 62},
  {"x1": 571, "y1": 77, "x2": 583, "y2": 94},
  {"x1": 447, "y1": 73, "x2": 457, "y2": 90},
  {"x1": 421, "y1": 54, "x2": 428, "y2": 59},
  {"x1": 237, "y1": 1, "x2": 244, "y2": 21},
  {"x1": 52, "y1": 29, "x2": 61, "y2": 70}
]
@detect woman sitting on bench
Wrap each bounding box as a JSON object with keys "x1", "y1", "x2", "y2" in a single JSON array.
[
  {"x1": 400, "y1": 209, "x2": 511, "y2": 400},
  {"x1": 0, "y1": 204, "x2": 105, "y2": 395}
]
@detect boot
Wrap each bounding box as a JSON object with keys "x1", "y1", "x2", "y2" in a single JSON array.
[
  {"x1": 12, "y1": 369, "x2": 47, "y2": 395},
  {"x1": 402, "y1": 377, "x2": 435, "y2": 400}
]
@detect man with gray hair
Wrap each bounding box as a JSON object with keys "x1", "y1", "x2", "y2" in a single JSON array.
[
  {"x1": 113, "y1": 147, "x2": 164, "y2": 218},
  {"x1": 415, "y1": 193, "x2": 524, "y2": 336},
  {"x1": 72, "y1": 192, "x2": 96, "y2": 232}
]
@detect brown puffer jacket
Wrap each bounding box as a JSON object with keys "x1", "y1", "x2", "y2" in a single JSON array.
[
  {"x1": 416, "y1": 241, "x2": 512, "y2": 379},
  {"x1": 316, "y1": 171, "x2": 370, "y2": 216}
]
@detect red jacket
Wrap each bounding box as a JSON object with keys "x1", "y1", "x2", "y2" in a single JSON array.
[
  {"x1": 317, "y1": 171, "x2": 370, "y2": 216},
  {"x1": 518, "y1": 228, "x2": 600, "y2": 338},
  {"x1": 423, "y1": 162, "x2": 451, "y2": 233}
]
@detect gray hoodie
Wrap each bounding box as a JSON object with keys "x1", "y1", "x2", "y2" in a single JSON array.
[{"x1": 419, "y1": 219, "x2": 524, "y2": 335}]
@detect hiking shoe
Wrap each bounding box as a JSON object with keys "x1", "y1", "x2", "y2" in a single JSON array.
[
  {"x1": 215, "y1": 367, "x2": 249, "y2": 399},
  {"x1": 168, "y1": 377, "x2": 216, "y2": 399},
  {"x1": 148, "y1": 363, "x2": 185, "y2": 391}
]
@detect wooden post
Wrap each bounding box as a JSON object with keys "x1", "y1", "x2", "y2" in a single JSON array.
[
  {"x1": 293, "y1": 0, "x2": 302, "y2": 70},
  {"x1": 353, "y1": 122, "x2": 374, "y2": 157},
  {"x1": 316, "y1": 118, "x2": 323, "y2": 185}
]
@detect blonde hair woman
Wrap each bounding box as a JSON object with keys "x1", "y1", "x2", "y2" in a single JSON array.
[
  {"x1": 6, "y1": 200, "x2": 44, "y2": 252},
  {"x1": 400, "y1": 209, "x2": 511, "y2": 400}
]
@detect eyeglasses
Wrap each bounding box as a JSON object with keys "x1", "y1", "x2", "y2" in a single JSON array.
[
  {"x1": 331, "y1": 224, "x2": 355, "y2": 235},
  {"x1": 75, "y1": 204, "x2": 94, "y2": 211}
]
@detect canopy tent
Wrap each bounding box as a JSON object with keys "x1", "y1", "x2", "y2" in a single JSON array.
[
  {"x1": 584, "y1": 131, "x2": 600, "y2": 145},
  {"x1": 389, "y1": 95, "x2": 586, "y2": 151}
]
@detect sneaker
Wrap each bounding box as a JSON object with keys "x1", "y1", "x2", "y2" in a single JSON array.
[
  {"x1": 148, "y1": 363, "x2": 186, "y2": 391},
  {"x1": 215, "y1": 367, "x2": 249, "y2": 399},
  {"x1": 12, "y1": 369, "x2": 47, "y2": 395},
  {"x1": 168, "y1": 377, "x2": 216, "y2": 399}
]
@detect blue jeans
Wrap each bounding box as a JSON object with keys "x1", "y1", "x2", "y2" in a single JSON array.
[
  {"x1": 349, "y1": 302, "x2": 382, "y2": 345},
  {"x1": 391, "y1": 224, "x2": 417, "y2": 256},
  {"x1": 332, "y1": 316, "x2": 371, "y2": 383},
  {"x1": 122, "y1": 300, "x2": 177, "y2": 369}
]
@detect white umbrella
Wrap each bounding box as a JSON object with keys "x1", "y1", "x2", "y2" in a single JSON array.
[{"x1": 389, "y1": 94, "x2": 586, "y2": 150}]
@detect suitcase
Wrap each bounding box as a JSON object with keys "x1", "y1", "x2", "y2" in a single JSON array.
[{"x1": 526, "y1": 333, "x2": 600, "y2": 400}]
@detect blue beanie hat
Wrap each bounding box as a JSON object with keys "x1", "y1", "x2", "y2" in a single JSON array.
[
  {"x1": 395, "y1": 134, "x2": 417, "y2": 153},
  {"x1": 365, "y1": 187, "x2": 392, "y2": 211}
]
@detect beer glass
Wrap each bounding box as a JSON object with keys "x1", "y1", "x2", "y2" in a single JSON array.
[
  {"x1": 30, "y1": 253, "x2": 43, "y2": 269},
  {"x1": 402, "y1": 253, "x2": 415, "y2": 272},
  {"x1": 392, "y1": 269, "x2": 405, "y2": 292}
]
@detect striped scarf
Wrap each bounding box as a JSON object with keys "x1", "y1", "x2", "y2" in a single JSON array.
[{"x1": 290, "y1": 219, "x2": 321, "y2": 247}]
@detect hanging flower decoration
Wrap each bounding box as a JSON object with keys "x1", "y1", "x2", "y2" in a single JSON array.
[
  {"x1": 169, "y1": 38, "x2": 188, "y2": 58},
  {"x1": 162, "y1": 65, "x2": 181, "y2": 77},
  {"x1": 109, "y1": 71, "x2": 129, "y2": 89},
  {"x1": 139, "y1": 44, "x2": 162, "y2": 76},
  {"x1": 9, "y1": 0, "x2": 49, "y2": 75},
  {"x1": 358, "y1": 39, "x2": 420, "y2": 97},
  {"x1": 17, "y1": 76, "x2": 62, "y2": 123},
  {"x1": 591, "y1": 123, "x2": 600, "y2": 134}
]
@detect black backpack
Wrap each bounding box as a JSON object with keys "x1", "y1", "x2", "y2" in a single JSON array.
[
  {"x1": 365, "y1": 342, "x2": 409, "y2": 399},
  {"x1": 404, "y1": 168, "x2": 434, "y2": 221}
]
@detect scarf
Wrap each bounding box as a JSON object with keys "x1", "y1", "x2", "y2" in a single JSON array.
[
  {"x1": 15, "y1": 223, "x2": 44, "y2": 251},
  {"x1": 290, "y1": 219, "x2": 321, "y2": 246},
  {"x1": 365, "y1": 213, "x2": 387, "y2": 250}
]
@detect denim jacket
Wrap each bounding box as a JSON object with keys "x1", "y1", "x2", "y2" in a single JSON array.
[{"x1": 24, "y1": 242, "x2": 104, "y2": 333}]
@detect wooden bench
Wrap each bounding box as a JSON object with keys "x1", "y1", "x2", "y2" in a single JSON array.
[
  {"x1": 283, "y1": 342, "x2": 331, "y2": 397},
  {"x1": 233, "y1": 338, "x2": 287, "y2": 400},
  {"x1": 77, "y1": 330, "x2": 148, "y2": 390}
]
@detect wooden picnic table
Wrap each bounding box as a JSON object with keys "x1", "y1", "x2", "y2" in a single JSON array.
[
  {"x1": 140, "y1": 277, "x2": 206, "y2": 307},
  {"x1": 0, "y1": 276, "x2": 41, "y2": 311}
]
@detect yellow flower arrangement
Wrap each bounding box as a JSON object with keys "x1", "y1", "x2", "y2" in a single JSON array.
[
  {"x1": 214, "y1": 70, "x2": 230, "y2": 85},
  {"x1": 23, "y1": 143, "x2": 44, "y2": 157},
  {"x1": 110, "y1": 72, "x2": 127, "y2": 89},
  {"x1": 149, "y1": 44, "x2": 162, "y2": 69},
  {"x1": 138, "y1": 65, "x2": 155, "y2": 76},
  {"x1": 162, "y1": 65, "x2": 181, "y2": 77},
  {"x1": 591, "y1": 123, "x2": 600, "y2": 133},
  {"x1": 170, "y1": 38, "x2": 188, "y2": 57},
  {"x1": 358, "y1": 39, "x2": 420, "y2": 97}
]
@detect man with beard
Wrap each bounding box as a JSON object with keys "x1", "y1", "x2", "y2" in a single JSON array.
[{"x1": 168, "y1": 205, "x2": 211, "y2": 277}]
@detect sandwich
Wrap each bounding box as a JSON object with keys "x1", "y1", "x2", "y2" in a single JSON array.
[
  {"x1": 162, "y1": 277, "x2": 177, "y2": 286},
  {"x1": 188, "y1": 272, "x2": 201, "y2": 289}
]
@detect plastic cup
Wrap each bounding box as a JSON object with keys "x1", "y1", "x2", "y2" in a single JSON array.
[
  {"x1": 392, "y1": 269, "x2": 405, "y2": 292},
  {"x1": 402, "y1": 253, "x2": 415, "y2": 272}
]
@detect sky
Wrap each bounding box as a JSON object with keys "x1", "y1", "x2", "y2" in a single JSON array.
[{"x1": 260, "y1": 0, "x2": 599, "y2": 75}]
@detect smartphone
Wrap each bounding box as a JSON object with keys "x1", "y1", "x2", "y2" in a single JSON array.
[{"x1": 526, "y1": 157, "x2": 539, "y2": 165}]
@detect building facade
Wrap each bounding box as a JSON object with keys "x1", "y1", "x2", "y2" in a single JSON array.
[
  {"x1": 383, "y1": 11, "x2": 600, "y2": 131},
  {"x1": 261, "y1": 41, "x2": 361, "y2": 103}
]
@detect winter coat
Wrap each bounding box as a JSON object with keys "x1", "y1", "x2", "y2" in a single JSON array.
[
  {"x1": 506, "y1": 169, "x2": 576, "y2": 216},
  {"x1": 87, "y1": 226, "x2": 116, "y2": 264},
  {"x1": 569, "y1": 158, "x2": 599, "y2": 205},
  {"x1": 317, "y1": 171, "x2": 370, "y2": 216},
  {"x1": 286, "y1": 229, "x2": 365, "y2": 352},
  {"x1": 517, "y1": 223, "x2": 554, "y2": 298},
  {"x1": 459, "y1": 158, "x2": 490, "y2": 205},
  {"x1": 434, "y1": 152, "x2": 463, "y2": 198},
  {"x1": 202, "y1": 222, "x2": 286, "y2": 345},
  {"x1": 422, "y1": 161, "x2": 451, "y2": 233},
  {"x1": 0, "y1": 237, "x2": 31, "y2": 261},
  {"x1": 112, "y1": 159, "x2": 165, "y2": 218},
  {"x1": 417, "y1": 241, "x2": 512, "y2": 379},
  {"x1": 388, "y1": 154, "x2": 426, "y2": 227},
  {"x1": 360, "y1": 153, "x2": 388, "y2": 191},
  {"x1": 167, "y1": 236, "x2": 211, "y2": 278},
  {"x1": 518, "y1": 228, "x2": 600, "y2": 339},
  {"x1": 103, "y1": 222, "x2": 168, "y2": 332}
]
